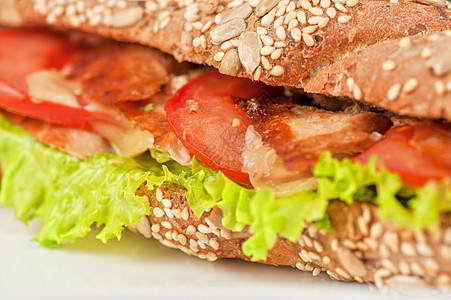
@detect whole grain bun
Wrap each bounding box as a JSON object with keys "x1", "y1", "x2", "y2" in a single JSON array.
[
  {"x1": 130, "y1": 182, "x2": 451, "y2": 290},
  {"x1": 1, "y1": 0, "x2": 450, "y2": 120}
]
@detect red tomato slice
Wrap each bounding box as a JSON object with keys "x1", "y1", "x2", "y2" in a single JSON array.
[
  {"x1": 356, "y1": 123, "x2": 451, "y2": 186},
  {"x1": 0, "y1": 29, "x2": 111, "y2": 131},
  {"x1": 165, "y1": 71, "x2": 279, "y2": 185},
  {"x1": 0, "y1": 29, "x2": 76, "y2": 92}
]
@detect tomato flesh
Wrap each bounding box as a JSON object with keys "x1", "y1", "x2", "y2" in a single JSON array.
[
  {"x1": 356, "y1": 123, "x2": 451, "y2": 186},
  {"x1": 165, "y1": 71, "x2": 278, "y2": 185},
  {"x1": 0, "y1": 29, "x2": 109, "y2": 131}
]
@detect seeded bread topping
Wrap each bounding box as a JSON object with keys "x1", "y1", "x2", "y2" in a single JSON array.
[{"x1": 4, "y1": 0, "x2": 450, "y2": 120}]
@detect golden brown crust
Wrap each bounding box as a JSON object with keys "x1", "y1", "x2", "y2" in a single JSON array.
[
  {"x1": 130, "y1": 182, "x2": 451, "y2": 290},
  {"x1": 2, "y1": 0, "x2": 450, "y2": 120},
  {"x1": 303, "y1": 30, "x2": 451, "y2": 121}
]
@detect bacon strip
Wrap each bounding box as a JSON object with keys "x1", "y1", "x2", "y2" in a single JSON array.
[{"x1": 238, "y1": 97, "x2": 393, "y2": 171}]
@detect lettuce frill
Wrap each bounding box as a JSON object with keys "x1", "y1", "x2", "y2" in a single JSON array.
[{"x1": 0, "y1": 114, "x2": 449, "y2": 260}]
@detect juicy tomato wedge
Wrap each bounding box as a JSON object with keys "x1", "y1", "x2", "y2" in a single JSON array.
[
  {"x1": 0, "y1": 29, "x2": 107, "y2": 131},
  {"x1": 0, "y1": 29, "x2": 76, "y2": 92},
  {"x1": 356, "y1": 123, "x2": 451, "y2": 186},
  {"x1": 165, "y1": 70, "x2": 279, "y2": 185}
]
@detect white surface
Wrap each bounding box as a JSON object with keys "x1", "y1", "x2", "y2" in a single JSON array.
[{"x1": 0, "y1": 207, "x2": 443, "y2": 300}]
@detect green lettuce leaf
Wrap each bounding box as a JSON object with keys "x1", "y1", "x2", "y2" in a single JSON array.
[
  {"x1": 0, "y1": 113, "x2": 450, "y2": 261},
  {"x1": 0, "y1": 114, "x2": 158, "y2": 246}
]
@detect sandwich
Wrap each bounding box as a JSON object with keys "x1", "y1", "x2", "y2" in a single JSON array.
[{"x1": 0, "y1": 0, "x2": 450, "y2": 291}]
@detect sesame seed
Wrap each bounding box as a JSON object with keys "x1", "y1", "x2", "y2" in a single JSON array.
[
  {"x1": 318, "y1": 17, "x2": 329, "y2": 28},
  {"x1": 303, "y1": 25, "x2": 318, "y2": 34},
  {"x1": 296, "y1": 262, "x2": 305, "y2": 270},
  {"x1": 379, "y1": 244, "x2": 390, "y2": 258},
  {"x1": 312, "y1": 268, "x2": 322, "y2": 276},
  {"x1": 308, "y1": 16, "x2": 321, "y2": 25},
  {"x1": 178, "y1": 234, "x2": 187, "y2": 245},
  {"x1": 232, "y1": 118, "x2": 241, "y2": 127},
  {"x1": 190, "y1": 244, "x2": 199, "y2": 252},
  {"x1": 321, "y1": 0, "x2": 332, "y2": 8},
  {"x1": 261, "y1": 35, "x2": 274, "y2": 46},
  {"x1": 196, "y1": 232, "x2": 209, "y2": 244},
  {"x1": 357, "y1": 217, "x2": 369, "y2": 235},
  {"x1": 172, "y1": 231, "x2": 180, "y2": 242},
  {"x1": 335, "y1": 268, "x2": 350, "y2": 279},
  {"x1": 300, "y1": 250, "x2": 312, "y2": 262},
  {"x1": 172, "y1": 209, "x2": 182, "y2": 219},
  {"x1": 270, "y1": 65, "x2": 284, "y2": 76},
  {"x1": 300, "y1": 0, "x2": 312, "y2": 9},
  {"x1": 275, "y1": 5, "x2": 286, "y2": 17},
  {"x1": 335, "y1": 3, "x2": 348, "y2": 13},
  {"x1": 221, "y1": 229, "x2": 232, "y2": 240},
  {"x1": 370, "y1": 223, "x2": 383, "y2": 238},
  {"x1": 410, "y1": 262, "x2": 424, "y2": 276},
  {"x1": 346, "y1": 0, "x2": 359, "y2": 7},
  {"x1": 286, "y1": 1, "x2": 296, "y2": 11},
  {"x1": 353, "y1": 84, "x2": 362, "y2": 100},
  {"x1": 270, "y1": 48, "x2": 283, "y2": 60},
  {"x1": 303, "y1": 235, "x2": 314, "y2": 248},
  {"x1": 288, "y1": 18, "x2": 299, "y2": 30},
  {"x1": 152, "y1": 232, "x2": 162, "y2": 240},
  {"x1": 164, "y1": 208, "x2": 174, "y2": 219},
  {"x1": 161, "y1": 221, "x2": 172, "y2": 229},
  {"x1": 399, "y1": 260, "x2": 411, "y2": 275},
  {"x1": 326, "y1": 7, "x2": 337, "y2": 19},
  {"x1": 343, "y1": 239, "x2": 357, "y2": 250},
  {"x1": 399, "y1": 37, "x2": 412, "y2": 48},
  {"x1": 151, "y1": 224, "x2": 160, "y2": 233},
  {"x1": 164, "y1": 231, "x2": 172, "y2": 240},
  {"x1": 186, "y1": 225, "x2": 196, "y2": 235},
  {"x1": 198, "y1": 224, "x2": 212, "y2": 234},
  {"x1": 182, "y1": 207, "x2": 189, "y2": 220},
  {"x1": 309, "y1": 7, "x2": 324, "y2": 16},
  {"x1": 198, "y1": 240, "x2": 207, "y2": 249},
  {"x1": 261, "y1": 56, "x2": 272, "y2": 69},
  {"x1": 363, "y1": 237, "x2": 378, "y2": 250},
  {"x1": 337, "y1": 15, "x2": 352, "y2": 24},
  {"x1": 253, "y1": 66, "x2": 262, "y2": 80},
  {"x1": 261, "y1": 8, "x2": 276, "y2": 27},
  {"x1": 162, "y1": 199, "x2": 172, "y2": 208},
  {"x1": 381, "y1": 259, "x2": 398, "y2": 273},
  {"x1": 435, "y1": 81, "x2": 446, "y2": 95},
  {"x1": 276, "y1": 26, "x2": 286, "y2": 40},
  {"x1": 256, "y1": 27, "x2": 268, "y2": 35},
  {"x1": 261, "y1": 46, "x2": 276, "y2": 56},
  {"x1": 425, "y1": 258, "x2": 439, "y2": 271},
  {"x1": 209, "y1": 238, "x2": 220, "y2": 250},
  {"x1": 308, "y1": 251, "x2": 321, "y2": 261},
  {"x1": 382, "y1": 60, "x2": 396, "y2": 71},
  {"x1": 331, "y1": 238, "x2": 338, "y2": 251},
  {"x1": 153, "y1": 207, "x2": 164, "y2": 218},
  {"x1": 155, "y1": 188, "x2": 163, "y2": 201},
  {"x1": 302, "y1": 33, "x2": 315, "y2": 47},
  {"x1": 402, "y1": 78, "x2": 419, "y2": 94},
  {"x1": 206, "y1": 252, "x2": 218, "y2": 261},
  {"x1": 421, "y1": 47, "x2": 432, "y2": 59},
  {"x1": 274, "y1": 41, "x2": 287, "y2": 48},
  {"x1": 297, "y1": 10, "x2": 307, "y2": 24},
  {"x1": 346, "y1": 77, "x2": 355, "y2": 91},
  {"x1": 291, "y1": 28, "x2": 302, "y2": 42},
  {"x1": 160, "y1": 239, "x2": 177, "y2": 249},
  {"x1": 197, "y1": 252, "x2": 207, "y2": 259},
  {"x1": 387, "y1": 83, "x2": 401, "y2": 101},
  {"x1": 323, "y1": 256, "x2": 331, "y2": 264}
]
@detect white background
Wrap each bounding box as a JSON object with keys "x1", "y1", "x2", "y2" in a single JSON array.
[{"x1": 0, "y1": 207, "x2": 444, "y2": 300}]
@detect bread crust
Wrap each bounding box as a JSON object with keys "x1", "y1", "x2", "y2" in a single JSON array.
[
  {"x1": 2, "y1": 0, "x2": 451, "y2": 120},
  {"x1": 130, "y1": 182, "x2": 451, "y2": 290}
]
